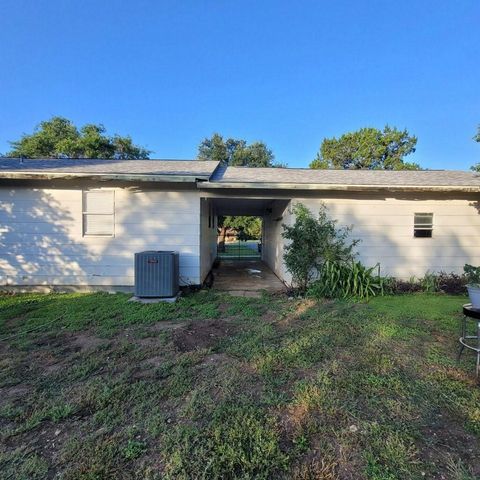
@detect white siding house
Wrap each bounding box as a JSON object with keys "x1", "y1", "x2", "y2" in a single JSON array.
[
  {"x1": 1, "y1": 158, "x2": 479, "y2": 290},
  {"x1": 0, "y1": 160, "x2": 218, "y2": 289},
  {"x1": 260, "y1": 192, "x2": 480, "y2": 284}
]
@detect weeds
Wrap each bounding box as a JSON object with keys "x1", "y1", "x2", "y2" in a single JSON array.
[{"x1": 0, "y1": 291, "x2": 479, "y2": 479}]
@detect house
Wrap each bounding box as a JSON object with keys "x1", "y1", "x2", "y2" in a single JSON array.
[{"x1": 0, "y1": 157, "x2": 479, "y2": 290}]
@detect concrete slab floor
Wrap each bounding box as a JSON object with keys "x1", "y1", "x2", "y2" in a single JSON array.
[{"x1": 212, "y1": 260, "x2": 285, "y2": 295}]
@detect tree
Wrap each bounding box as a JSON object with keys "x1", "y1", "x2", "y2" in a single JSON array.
[
  {"x1": 471, "y1": 126, "x2": 480, "y2": 172},
  {"x1": 7, "y1": 116, "x2": 150, "y2": 159},
  {"x1": 198, "y1": 133, "x2": 278, "y2": 251},
  {"x1": 282, "y1": 203, "x2": 358, "y2": 292},
  {"x1": 219, "y1": 215, "x2": 261, "y2": 238},
  {"x1": 197, "y1": 133, "x2": 276, "y2": 167},
  {"x1": 310, "y1": 126, "x2": 419, "y2": 170}
]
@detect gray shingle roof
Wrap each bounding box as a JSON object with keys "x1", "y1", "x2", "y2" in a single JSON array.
[
  {"x1": 0, "y1": 158, "x2": 219, "y2": 180},
  {"x1": 1, "y1": 158, "x2": 479, "y2": 191},
  {"x1": 210, "y1": 166, "x2": 480, "y2": 188}
]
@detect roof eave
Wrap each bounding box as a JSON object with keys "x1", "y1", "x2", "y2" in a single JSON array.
[
  {"x1": 0, "y1": 171, "x2": 209, "y2": 182},
  {"x1": 198, "y1": 181, "x2": 480, "y2": 193}
]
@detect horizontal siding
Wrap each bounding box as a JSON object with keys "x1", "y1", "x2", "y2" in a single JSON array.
[
  {"x1": 199, "y1": 198, "x2": 217, "y2": 282},
  {"x1": 0, "y1": 219, "x2": 200, "y2": 234},
  {"x1": 0, "y1": 185, "x2": 201, "y2": 287},
  {"x1": 1, "y1": 255, "x2": 199, "y2": 271},
  {"x1": 0, "y1": 211, "x2": 202, "y2": 225},
  {"x1": 2, "y1": 272, "x2": 199, "y2": 286},
  {"x1": 261, "y1": 194, "x2": 480, "y2": 283},
  {"x1": 0, "y1": 233, "x2": 199, "y2": 247},
  {"x1": 298, "y1": 196, "x2": 480, "y2": 279}
]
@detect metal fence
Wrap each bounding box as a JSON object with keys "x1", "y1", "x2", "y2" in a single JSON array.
[{"x1": 217, "y1": 240, "x2": 261, "y2": 260}]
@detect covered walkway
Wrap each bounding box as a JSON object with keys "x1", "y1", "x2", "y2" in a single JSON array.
[{"x1": 212, "y1": 260, "x2": 285, "y2": 297}]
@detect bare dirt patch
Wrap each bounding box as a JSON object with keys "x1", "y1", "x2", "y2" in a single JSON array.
[
  {"x1": 173, "y1": 320, "x2": 236, "y2": 352},
  {"x1": 419, "y1": 413, "x2": 480, "y2": 478},
  {"x1": 70, "y1": 332, "x2": 106, "y2": 351}
]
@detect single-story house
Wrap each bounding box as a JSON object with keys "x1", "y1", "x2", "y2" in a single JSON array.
[{"x1": 0, "y1": 157, "x2": 479, "y2": 290}]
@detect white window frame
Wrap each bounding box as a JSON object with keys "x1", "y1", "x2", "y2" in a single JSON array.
[
  {"x1": 413, "y1": 212, "x2": 433, "y2": 238},
  {"x1": 82, "y1": 189, "x2": 115, "y2": 237}
]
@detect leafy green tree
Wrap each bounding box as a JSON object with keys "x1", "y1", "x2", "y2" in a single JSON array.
[
  {"x1": 7, "y1": 116, "x2": 150, "y2": 159},
  {"x1": 217, "y1": 216, "x2": 262, "y2": 252},
  {"x1": 282, "y1": 203, "x2": 358, "y2": 292},
  {"x1": 310, "y1": 126, "x2": 419, "y2": 170},
  {"x1": 471, "y1": 126, "x2": 480, "y2": 172},
  {"x1": 198, "y1": 134, "x2": 277, "y2": 251},
  {"x1": 198, "y1": 133, "x2": 276, "y2": 167}
]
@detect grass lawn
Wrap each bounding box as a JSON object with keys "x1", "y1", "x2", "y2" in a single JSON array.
[{"x1": 0, "y1": 292, "x2": 479, "y2": 479}]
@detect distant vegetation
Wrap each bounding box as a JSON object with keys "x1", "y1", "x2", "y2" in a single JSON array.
[
  {"x1": 197, "y1": 133, "x2": 279, "y2": 249},
  {"x1": 197, "y1": 133, "x2": 281, "y2": 167},
  {"x1": 471, "y1": 125, "x2": 480, "y2": 171},
  {"x1": 6, "y1": 116, "x2": 150, "y2": 159},
  {"x1": 310, "y1": 125, "x2": 419, "y2": 170}
]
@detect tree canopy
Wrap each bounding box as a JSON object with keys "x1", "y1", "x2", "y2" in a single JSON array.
[
  {"x1": 471, "y1": 125, "x2": 480, "y2": 172},
  {"x1": 197, "y1": 134, "x2": 277, "y2": 249},
  {"x1": 7, "y1": 116, "x2": 151, "y2": 159},
  {"x1": 310, "y1": 126, "x2": 419, "y2": 170},
  {"x1": 197, "y1": 133, "x2": 278, "y2": 167}
]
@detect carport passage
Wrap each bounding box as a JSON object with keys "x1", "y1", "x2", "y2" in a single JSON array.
[{"x1": 212, "y1": 260, "x2": 285, "y2": 296}]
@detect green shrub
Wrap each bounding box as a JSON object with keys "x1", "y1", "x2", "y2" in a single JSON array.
[
  {"x1": 464, "y1": 264, "x2": 480, "y2": 286},
  {"x1": 419, "y1": 271, "x2": 439, "y2": 293},
  {"x1": 308, "y1": 260, "x2": 387, "y2": 300},
  {"x1": 390, "y1": 271, "x2": 467, "y2": 295},
  {"x1": 436, "y1": 271, "x2": 467, "y2": 294},
  {"x1": 282, "y1": 203, "x2": 358, "y2": 293}
]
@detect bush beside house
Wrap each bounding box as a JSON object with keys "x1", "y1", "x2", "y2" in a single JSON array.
[{"x1": 282, "y1": 203, "x2": 472, "y2": 299}]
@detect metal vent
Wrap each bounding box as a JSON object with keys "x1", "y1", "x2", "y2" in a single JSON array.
[{"x1": 134, "y1": 251, "x2": 179, "y2": 297}]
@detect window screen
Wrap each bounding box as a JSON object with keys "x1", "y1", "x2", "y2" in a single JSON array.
[
  {"x1": 82, "y1": 190, "x2": 115, "y2": 236},
  {"x1": 414, "y1": 213, "x2": 433, "y2": 238}
]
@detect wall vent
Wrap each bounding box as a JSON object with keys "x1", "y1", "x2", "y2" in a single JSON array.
[{"x1": 134, "y1": 251, "x2": 179, "y2": 297}]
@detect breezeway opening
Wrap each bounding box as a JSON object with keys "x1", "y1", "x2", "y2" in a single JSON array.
[{"x1": 200, "y1": 197, "x2": 291, "y2": 294}]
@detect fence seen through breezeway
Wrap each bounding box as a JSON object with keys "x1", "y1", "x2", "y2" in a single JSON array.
[{"x1": 216, "y1": 236, "x2": 261, "y2": 260}]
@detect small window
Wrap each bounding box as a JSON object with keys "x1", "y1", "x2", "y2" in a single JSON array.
[
  {"x1": 82, "y1": 190, "x2": 115, "y2": 236},
  {"x1": 414, "y1": 212, "x2": 433, "y2": 238}
]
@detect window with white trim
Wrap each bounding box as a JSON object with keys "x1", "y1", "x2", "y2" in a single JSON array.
[
  {"x1": 414, "y1": 212, "x2": 433, "y2": 238},
  {"x1": 82, "y1": 189, "x2": 115, "y2": 236}
]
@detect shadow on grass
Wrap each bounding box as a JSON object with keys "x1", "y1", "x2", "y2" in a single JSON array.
[{"x1": 0, "y1": 292, "x2": 479, "y2": 480}]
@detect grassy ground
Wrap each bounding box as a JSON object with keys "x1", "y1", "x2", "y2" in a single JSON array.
[{"x1": 0, "y1": 292, "x2": 479, "y2": 479}]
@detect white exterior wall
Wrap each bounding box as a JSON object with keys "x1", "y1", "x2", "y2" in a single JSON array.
[
  {"x1": 0, "y1": 182, "x2": 203, "y2": 288},
  {"x1": 2, "y1": 182, "x2": 479, "y2": 289},
  {"x1": 262, "y1": 200, "x2": 292, "y2": 282},
  {"x1": 266, "y1": 192, "x2": 480, "y2": 282},
  {"x1": 199, "y1": 197, "x2": 217, "y2": 282}
]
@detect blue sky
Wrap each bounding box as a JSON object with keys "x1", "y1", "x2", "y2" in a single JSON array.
[{"x1": 0, "y1": 0, "x2": 479, "y2": 169}]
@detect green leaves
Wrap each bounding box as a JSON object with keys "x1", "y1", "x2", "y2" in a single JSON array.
[
  {"x1": 8, "y1": 116, "x2": 150, "y2": 159},
  {"x1": 310, "y1": 125, "x2": 419, "y2": 170},
  {"x1": 282, "y1": 203, "x2": 359, "y2": 292},
  {"x1": 463, "y1": 264, "x2": 480, "y2": 286},
  {"x1": 308, "y1": 260, "x2": 386, "y2": 300},
  {"x1": 471, "y1": 125, "x2": 480, "y2": 171},
  {"x1": 197, "y1": 133, "x2": 278, "y2": 167}
]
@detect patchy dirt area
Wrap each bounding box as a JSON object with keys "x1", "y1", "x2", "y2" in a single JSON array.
[
  {"x1": 1, "y1": 292, "x2": 479, "y2": 479},
  {"x1": 173, "y1": 319, "x2": 236, "y2": 352}
]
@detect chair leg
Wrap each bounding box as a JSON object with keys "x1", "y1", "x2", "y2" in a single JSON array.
[
  {"x1": 458, "y1": 316, "x2": 466, "y2": 361},
  {"x1": 477, "y1": 321, "x2": 480, "y2": 380}
]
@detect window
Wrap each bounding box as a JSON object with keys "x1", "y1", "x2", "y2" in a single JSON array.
[
  {"x1": 82, "y1": 189, "x2": 115, "y2": 236},
  {"x1": 414, "y1": 212, "x2": 433, "y2": 238}
]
